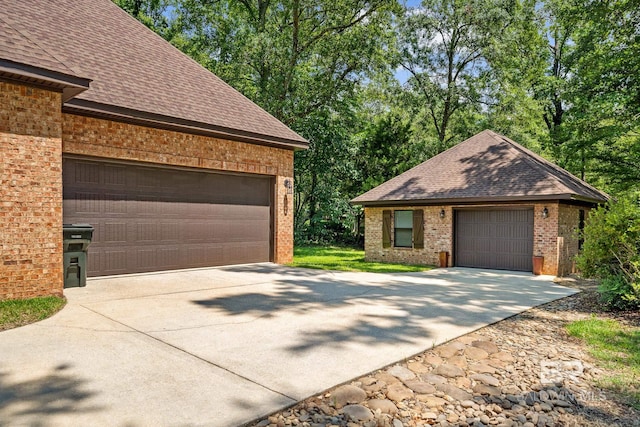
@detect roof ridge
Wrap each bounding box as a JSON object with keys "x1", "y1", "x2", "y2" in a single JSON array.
[
  {"x1": 0, "y1": 14, "x2": 79, "y2": 77},
  {"x1": 488, "y1": 130, "x2": 608, "y2": 200},
  {"x1": 485, "y1": 131, "x2": 569, "y2": 195},
  {"x1": 353, "y1": 131, "x2": 493, "y2": 202}
]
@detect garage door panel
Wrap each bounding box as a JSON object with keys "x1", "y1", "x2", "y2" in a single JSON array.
[
  {"x1": 455, "y1": 209, "x2": 533, "y2": 272},
  {"x1": 63, "y1": 158, "x2": 272, "y2": 276}
]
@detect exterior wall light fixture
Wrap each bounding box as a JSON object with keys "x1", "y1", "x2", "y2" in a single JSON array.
[
  {"x1": 439, "y1": 209, "x2": 446, "y2": 219},
  {"x1": 542, "y1": 207, "x2": 549, "y2": 219},
  {"x1": 284, "y1": 179, "x2": 293, "y2": 194}
]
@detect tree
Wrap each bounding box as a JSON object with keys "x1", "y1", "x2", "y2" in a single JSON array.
[
  {"x1": 118, "y1": 0, "x2": 401, "y2": 243},
  {"x1": 167, "y1": 0, "x2": 399, "y2": 124},
  {"x1": 576, "y1": 194, "x2": 640, "y2": 310},
  {"x1": 399, "y1": 0, "x2": 516, "y2": 150},
  {"x1": 114, "y1": 0, "x2": 172, "y2": 34},
  {"x1": 566, "y1": 0, "x2": 640, "y2": 192}
]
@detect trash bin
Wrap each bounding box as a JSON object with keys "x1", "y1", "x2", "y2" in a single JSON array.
[{"x1": 63, "y1": 224, "x2": 94, "y2": 288}]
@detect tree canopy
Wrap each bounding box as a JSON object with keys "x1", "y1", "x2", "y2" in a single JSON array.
[{"x1": 116, "y1": 0, "x2": 640, "y2": 243}]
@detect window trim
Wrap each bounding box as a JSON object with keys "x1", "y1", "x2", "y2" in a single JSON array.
[{"x1": 394, "y1": 210, "x2": 413, "y2": 248}]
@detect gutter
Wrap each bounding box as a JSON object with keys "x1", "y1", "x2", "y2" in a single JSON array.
[{"x1": 63, "y1": 99, "x2": 309, "y2": 151}]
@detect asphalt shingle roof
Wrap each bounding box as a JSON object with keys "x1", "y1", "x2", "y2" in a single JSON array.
[
  {"x1": 0, "y1": 0, "x2": 307, "y2": 148},
  {"x1": 352, "y1": 130, "x2": 609, "y2": 205},
  {"x1": 0, "y1": 15, "x2": 78, "y2": 77}
]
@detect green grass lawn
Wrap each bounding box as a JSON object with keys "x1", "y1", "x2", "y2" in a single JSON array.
[
  {"x1": 0, "y1": 296, "x2": 66, "y2": 331},
  {"x1": 289, "y1": 245, "x2": 433, "y2": 273},
  {"x1": 566, "y1": 316, "x2": 640, "y2": 409}
]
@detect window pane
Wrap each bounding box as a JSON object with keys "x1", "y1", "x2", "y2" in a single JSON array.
[
  {"x1": 395, "y1": 229, "x2": 412, "y2": 247},
  {"x1": 395, "y1": 210, "x2": 413, "y2": 228}
]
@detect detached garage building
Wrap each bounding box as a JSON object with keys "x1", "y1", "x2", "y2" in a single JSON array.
[
  {"x1": 0, "y1": 0, "x2": 307, "y2": 299},
  {"x1": 352, "y1": 130, "x2": 608, "y2": 276}
]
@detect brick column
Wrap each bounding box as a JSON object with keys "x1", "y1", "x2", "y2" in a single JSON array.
[
  {"x1": 533, "y1": 202, "x2": 559, "y2": 276},
  {"x1": 1, "y1": 83, "x2": 63, "y2": 299}
]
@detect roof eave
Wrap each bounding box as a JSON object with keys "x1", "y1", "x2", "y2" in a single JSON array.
[
  {"x1": 351, "y1": 193, "x2": 607, "y2": 207},
  {"x1": 0, "y1": 59, "x2": 91, "y2": 101},
  {"x1": 63, "y1": 99, "x2": 309, "y2": 151}
]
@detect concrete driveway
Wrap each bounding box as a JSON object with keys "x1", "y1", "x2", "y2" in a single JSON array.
[{"x1": 0, "y1": 265, "x2": 576, "y2": 427}]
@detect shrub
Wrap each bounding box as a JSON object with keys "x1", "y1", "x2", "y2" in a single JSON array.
[{"x1": 576, "y1": 194, "x2": 640, "y2": 310}]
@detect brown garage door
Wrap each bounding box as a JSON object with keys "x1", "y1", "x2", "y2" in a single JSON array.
[
  {"x1": 63, "y1": 158, "x2": 273, "y2": 277},
  {"x1": 455, "y1": 209, "x2": 533, "y2": 272}
]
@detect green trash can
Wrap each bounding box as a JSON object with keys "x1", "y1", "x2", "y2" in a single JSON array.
[{"x1": 62, "y1": 224, "x2": 94, "y2": 288}]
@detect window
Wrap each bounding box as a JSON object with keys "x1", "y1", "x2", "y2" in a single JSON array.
[
  {"x1": 382, "y1": 209, "x2": 424, "y2": 249},
  {"x1": 394, "y1": 210, "x2": 413, "y2": 247}
]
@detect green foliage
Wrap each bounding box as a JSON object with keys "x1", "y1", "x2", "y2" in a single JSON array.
[
  {"x1": 576, "y1": 195, "x2": 640, "y2": 310},
  {"x1": 355, "y1": 113, "x2": 417, "y2": 193},
  {"x1": 293, "y1": 108, "x2": 360, "y2": 245},
  {"x1": 0, "y1": 296, "x2": 66, "y2": 331},
  {"x1": 290, "y1": 245, "x2": 432, "y2": 273},
  {"x1": 400, "y1": 0, "x2": 516, "y2": 146},
  {"x1": 566, "y1": 316, "x2": 640, "y2": 409},
  {"x1": 566, "y1": 0, "x2": 640, "y2": 193},
  {"x1": 113, "y1": 0, "x2": 172, "y2": 35},
  {"x1": 116, "y1": 0, "x2": 640, "y2": 245},
  {"x1": 156, "y1": 0, "x2": 400, "y2": 244},
  {"x1": 598, "y1": 276, "x2": 640, "y2": 311}
]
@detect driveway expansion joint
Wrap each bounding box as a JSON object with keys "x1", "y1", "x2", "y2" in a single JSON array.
[{"x1": 80, "y1": 304, "x2": 298, "y2": 402}]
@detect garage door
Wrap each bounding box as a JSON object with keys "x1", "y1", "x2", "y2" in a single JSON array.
[
  {"x1": 455, "y1": 209, "x2": 533, "y2": 272},
  {"x1": 63, "y1": 158, "x2": 273, "y2": 277}
]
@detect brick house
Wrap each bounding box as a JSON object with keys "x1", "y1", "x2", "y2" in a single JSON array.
[
  {"x1": 351, "y1": 130, "x2": 608, "y2": 276},
  {"x1": 0, "y1": 0, "x2": 307, "y2": 300}
]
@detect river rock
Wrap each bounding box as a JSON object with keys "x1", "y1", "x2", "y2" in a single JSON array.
[
  {"x1": 434, "y1": 364, "x2": 465, "y2": 378},
  {"x1": 437, "y1": 342, "x2": 466, "y2": 358},
  {"x1": 386, "y1": 383, "x2": 413, "y2": 402},
  {"x1": 407, "y1": 361, "x2": 430, "y2": 373},
  {"x1": 465, "y1": 346, "x2": 489, "y2": 360},
  {"x1": 492, "y1": 351, "x2": 515, "y2": 362},
  {"x1": 424, "y1": 354, "x2": 444, "y2": 366},
  {"x1": 367, "y1": 399, "x2": 397, "y2": 414},
  {"x1": 418, "y1": 395, "x2": 447, "y2": 408},
  {"x1": 473, "y1": 384, "x2": 501, "y2": 396},
  {"x1": 403, "y1": 379, "x2": 436, "y2": 394},
  {"x1": 341, "y1": 404, "x2": 374, "y2": 422},
  {"x1": 472, "y1": 340, "x2": 500, "y2": 354},
  {"x1": 422, "y1": 373, "x2": 448, "y2": 385},
  {"x1": 470, "y1": 363, "x2": 496, "y2": 374},
  {"x1": 448, "y1": 355, "x2": 468, "y2": 369},
  {"x1": 471, "y1": 373, "x2": 501, "y2": 387},
  {"x1": 436, "y1": 383, "x2": 473, "y2": 402},
  {"x1": 387, "y1": 365, "x2": 416, "y2": 381},
  {"x1": 375, "y1": 372, "x2": 401, "y2": 385},
  {"x1": 330, "y1": 385, "x2": 366, "y2": 408}
]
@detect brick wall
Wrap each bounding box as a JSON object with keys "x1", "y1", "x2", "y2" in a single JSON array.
[
  {"x1": 533, "y1": 203, "x2": 559, "y2": 275},
  {"x1": 1, "y1": 82, "x2": 63, "y2": 299},
  {"x1": 557, "y1": 204, "x2": 589, "y2": 276},
  {"x1": 62, "y1": 114, "x2": 295, "y2": 263},
  {"x1": 365, "y1": 202, "x2": 586, "y2": 276},
  {"x1": 364, "y1": 206, "x2": 453, "y2": 266}
]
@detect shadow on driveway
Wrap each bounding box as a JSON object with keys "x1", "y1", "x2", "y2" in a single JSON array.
[
  {"x1": 193, "y1": 266, "x2": 572, "y2": 354},
  {"x1": 0, "y1": 364, "x2": 100, "y2": 426}
]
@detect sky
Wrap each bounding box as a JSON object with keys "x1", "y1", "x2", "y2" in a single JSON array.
[{"x1": 395, "y1": 0, "x2": 422, "y2": 83}]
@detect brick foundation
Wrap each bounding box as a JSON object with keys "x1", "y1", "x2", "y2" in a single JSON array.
[{"x1": 1, "y1": 82, "x2": 64, "y2": 299}]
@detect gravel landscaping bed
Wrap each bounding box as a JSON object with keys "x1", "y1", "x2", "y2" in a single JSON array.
[{"x1": 248, "y1": 278, "x2": 639, "y2": 427}]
